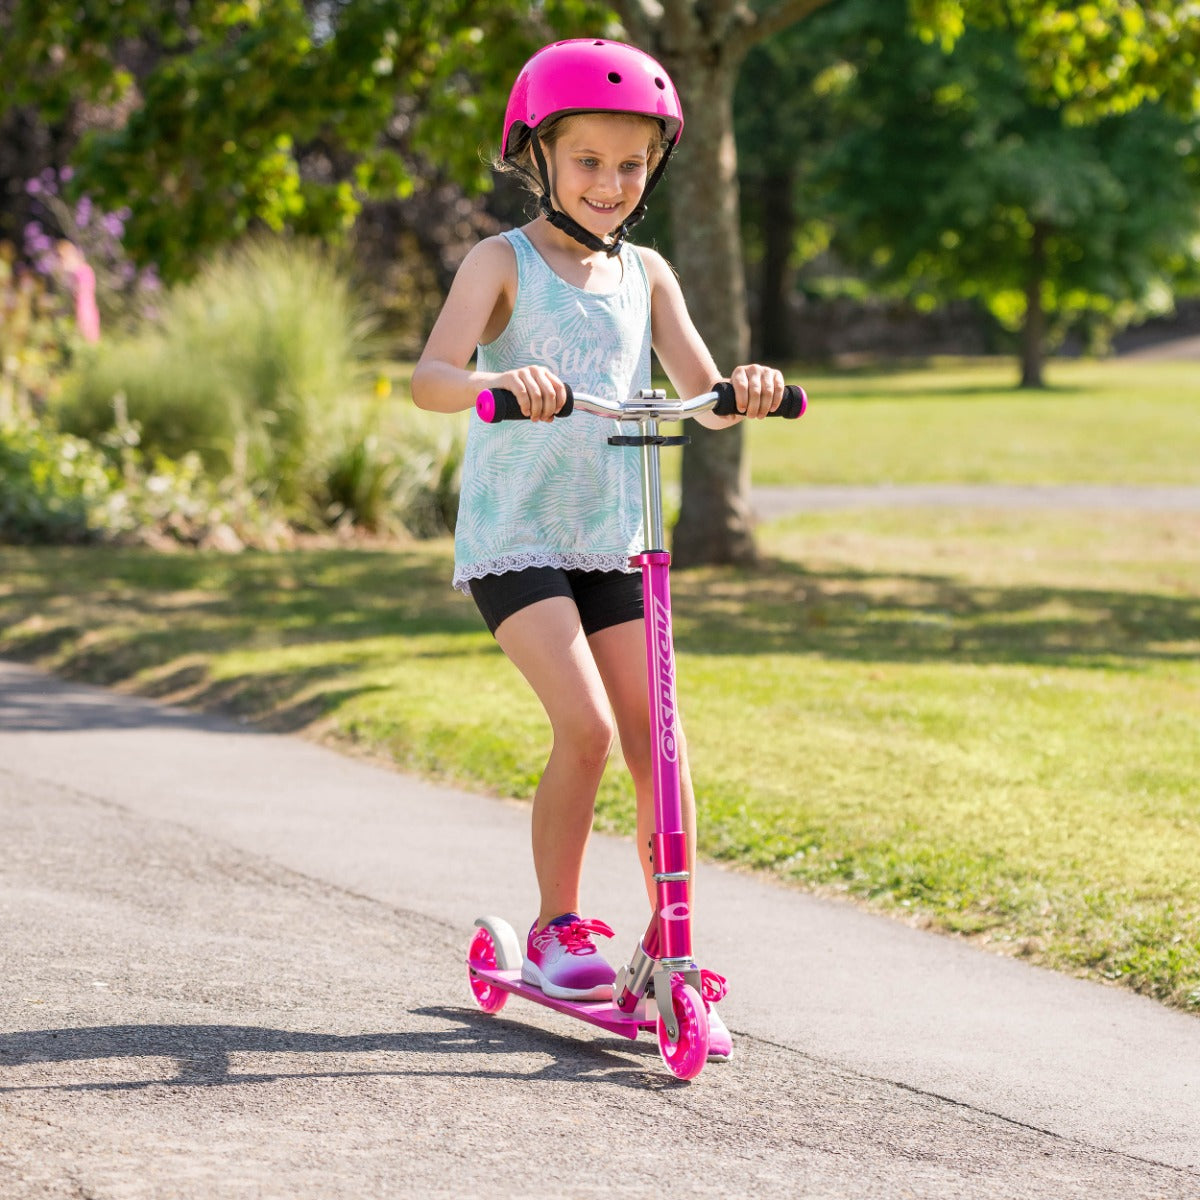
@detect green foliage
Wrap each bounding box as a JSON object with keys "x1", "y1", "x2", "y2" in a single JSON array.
[
  {"x1": 394, "y1": 413, "x2": 465, "y2": 539},
  {"x1": 812, "y1": 8, "x2": 1200, "y2": 348},
  {"x1": 58, "y1": 236, "x2": 377, "y2": 515},
  {"x1": 0, "y1": 405, "x2": 265, "y2": 549},
  {"x1": 0, "y1": 419, "x2": 114, "y2": 543},
  {"x1": 0, "y1": 242, "x2": 74, "y2": 422},
  {"x1": 320, "y1": 406, "x2": 463, "y2": 539},
  {"x1": 913, "y1": 0, "x2": 1200, "y2": 118},
  {"x1": 0, "y1": 0, "x2": 616, "y2": 280}
]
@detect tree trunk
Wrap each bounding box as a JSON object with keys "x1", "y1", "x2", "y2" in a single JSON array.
[
  {"x1": 758, "y1": 167, "x2": 796, "y2": 360},
  {"x1": 656, "y1": 47, "x2": 757, "y2": 566},
  {"x1": 616, "y1": 0, "x2": 835, "y2": 565},
  {"x1": 1020, "y1": 222, "x2": 1047, "y2": 388}
]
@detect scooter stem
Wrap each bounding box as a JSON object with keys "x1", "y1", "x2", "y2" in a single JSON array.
[{"x1": 631, "y1": 412, "x2": 692, "y2": 965}]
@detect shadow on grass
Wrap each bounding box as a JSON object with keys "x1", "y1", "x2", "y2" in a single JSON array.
[
  {"x1": 671, "y1": 556, "x2": 1200, "y2": 667},
  {"x1": 1, "y1": 545, "x2": 1196, "y2": 736},
  {"x1": 0, "y1": 546, "x2": 486, "y2": 732}
]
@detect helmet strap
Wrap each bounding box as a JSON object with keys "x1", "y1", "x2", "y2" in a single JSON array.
[{"x1": 528, "y1": 130, "x2": 674, "y2": 259}]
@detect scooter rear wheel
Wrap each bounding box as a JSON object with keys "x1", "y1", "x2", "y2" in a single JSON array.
[
  {"x1": 467, "y1": 927, "x2": 508, "y2": 1014},
  {"x1": 656, "y1": 979, "x2": 709, "y2": 1080}
]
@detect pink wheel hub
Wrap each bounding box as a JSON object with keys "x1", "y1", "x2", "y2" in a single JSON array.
[
  {"x1": 467, "y1": 928, "x2": 509, "y2": 1014},
  {"x1": 656, "y1": 979, "x2": 709, "y2": 1079}
]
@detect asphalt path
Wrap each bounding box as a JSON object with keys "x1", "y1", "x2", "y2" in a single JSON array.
[{"x1": 2, "y1": 659, "x2": 1198, "y2": 1199}]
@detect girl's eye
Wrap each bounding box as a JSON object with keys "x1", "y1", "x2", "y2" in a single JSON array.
[{"x1": 578, "y1": 157, "x2": 598, "y2": 168}]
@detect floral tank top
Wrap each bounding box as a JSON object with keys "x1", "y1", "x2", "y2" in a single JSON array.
[{"x1": 452, "y1": 227, "x2": 652, "y2": 593}]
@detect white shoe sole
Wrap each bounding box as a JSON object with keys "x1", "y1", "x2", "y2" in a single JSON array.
[
  {"x1": 706, "y1": 1007, "x2": 733, "y2": 1062},
  {"x1": 521, "y1": 960, "x2": 614, "y2": 1001}
]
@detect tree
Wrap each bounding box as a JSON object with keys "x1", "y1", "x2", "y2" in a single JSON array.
[
  {"x1": 0, "y1": 0, "x2": 612, "y2": 280},
  {"x1": 734, "y1": 25, "x2": 843, "y2": 359},
  {"x1": 813, "y1": 8, "x2": 1200, "y2": 385},
  {"x1": 616, "y1": 0, "x2": 1199, "y2": 563},
  {"x1": 611, "y1": 0, "x2": 835, "y2": 566},
  {"x1": 5, "y1": 1, "x2": 1194, "y2": 560},
  {"x1": 912, "y1": 0, "x2": 1200, "y2": 120}
]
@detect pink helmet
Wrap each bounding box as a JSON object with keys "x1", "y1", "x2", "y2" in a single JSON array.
[{"x1": 502, "y1": 39, "x2": 684, "y2": 165}]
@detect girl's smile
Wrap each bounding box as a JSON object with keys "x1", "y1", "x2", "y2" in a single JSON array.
[{"x1": 547, "y1": 114, "x2": 656, "y2": 243}]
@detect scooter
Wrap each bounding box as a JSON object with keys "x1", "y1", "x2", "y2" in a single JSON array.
[{"x1": 465, "y1": 379, "x2": 807, "y2": 1080}]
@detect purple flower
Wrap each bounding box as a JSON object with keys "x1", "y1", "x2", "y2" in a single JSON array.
[
  {"x1": 23, "y1": 223, "x2": 53, "y2": 256},
  {"x1": 60, "y1": 166, "x2": 74, "y2": 182},
  {"x1": 102, "y1": 213, "x2": 125, "y2": 239},
  {"x1": 25, "y1": 178, "x2": 42, "y2": 195},
  {"x1": 75, "y1": 196, "x2": 93, "y2": 227}
]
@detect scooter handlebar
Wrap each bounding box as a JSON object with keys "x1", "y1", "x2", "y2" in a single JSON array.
[
  {"x1": 476, "y1": 385, "x2": 575, "y2": 423},
  {"x1": 712, "y1": 381, "x2": 807, "y2": 420},
  {"x1": 475, "y1": 381, "x2": 807, "y2": 424}
]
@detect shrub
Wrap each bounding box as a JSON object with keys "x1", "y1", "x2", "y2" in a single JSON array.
[
  {"x1": 320, "y1": 406, "x2": 463, "y2": 538},
  {"x1": 58, "y1": 236, "x2": 378, "y2": 517},
  {"x1": 0, "y1": 419, "x2": 116, "y2": 544},
  {"x1": 0, "y1": 406, "x2": 275, "y2": 550},
  {"x1": 397, "y1": 413, "x2": 464, "y2": 538},
  {"x1": 0, "y1": 242, "x2": 73, "y2": 424}
]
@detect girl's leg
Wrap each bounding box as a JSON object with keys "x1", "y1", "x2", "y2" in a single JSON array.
[
  {"x1": 590, "y1": 616, "x2": 732, "y2": 1059},
  {"x1": 494, "y1": 596, "x2": 616, "y2": 928},
  {"x1": 586, "y1": 618, "x2": 697, "y2": 911}
]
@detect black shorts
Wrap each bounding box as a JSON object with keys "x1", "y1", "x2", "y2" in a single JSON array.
[{"x1": 469, "y1": 566, "x2": 644, "y2": 637}]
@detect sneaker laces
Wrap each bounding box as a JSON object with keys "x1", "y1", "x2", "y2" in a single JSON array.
[
  {"x1": 700, "y1": 969, "x2": 728, "y2": 1006},
  {"x1": 554, "y1": 918, "x2": 615, "y2": 956}
]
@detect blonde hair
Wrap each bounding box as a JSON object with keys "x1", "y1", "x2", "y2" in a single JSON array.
[{"x1": 497, "y1": 112, "x2": 669, "y2": 197}]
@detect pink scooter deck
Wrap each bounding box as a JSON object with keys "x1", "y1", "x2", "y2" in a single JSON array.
[{"x1": 469, "y1": 964, "x2": 656, "y2": 1040}]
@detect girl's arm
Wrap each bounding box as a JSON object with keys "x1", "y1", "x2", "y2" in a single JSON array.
[
  {"x1": 411, "y1": 236, "x2": 568, "y2": 422},
  {"x1": 640, "y1": 247, "x2": 783, "y2": 429}
]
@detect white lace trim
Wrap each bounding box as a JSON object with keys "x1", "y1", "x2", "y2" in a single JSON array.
[{"x1": 454, "y1": 552, "x2": 637, "y2": 595}]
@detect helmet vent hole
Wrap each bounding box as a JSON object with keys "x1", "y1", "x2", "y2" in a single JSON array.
[
  {"x1": 608, "y1": 71, "x2": 622, "y2": 84},
  {"x1": 654, "y1": 77, "x2": 666, "y2": 90}
]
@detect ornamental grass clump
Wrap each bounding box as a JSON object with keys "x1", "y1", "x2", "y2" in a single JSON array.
[{"x1": 59, "y1": 236, "x2": 378, "y2": 519}]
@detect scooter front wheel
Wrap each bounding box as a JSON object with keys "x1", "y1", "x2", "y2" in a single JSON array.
[
  {"x1": 467, "y1": 927, "x2": 508, "y2": 1014},
  {"x1": 657, "y1": 979, "x2": 709, "y2": 1080}
]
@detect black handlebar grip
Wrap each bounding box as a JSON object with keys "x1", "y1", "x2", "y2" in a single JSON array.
[
  {"x1": 476, "y1": 385, "x2": 575, "y2": 423},
  {"x1": 713, "y1": 381, "x2": 808, "y2": 420}
]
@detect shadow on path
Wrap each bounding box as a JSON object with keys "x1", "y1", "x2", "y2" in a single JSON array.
[{"x1": 0, "y1": 1009, "x2": 669, "y2": 1092}]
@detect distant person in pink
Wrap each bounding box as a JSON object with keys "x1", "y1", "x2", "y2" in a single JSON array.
[{"x1": 58, "y1": 241, "x2": 100, "y2": 343}]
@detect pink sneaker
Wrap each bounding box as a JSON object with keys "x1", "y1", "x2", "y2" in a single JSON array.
[
  {"x1": 522, "y1": 914, "x2": 616, "y2": 1000},
  {"x1": 701, "y1": 969, "x2": 732, "y2": 1061}
]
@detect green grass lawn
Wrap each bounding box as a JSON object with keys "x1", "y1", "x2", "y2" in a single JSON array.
[
  {"x1": 747, "y1": 357, "x2": 1200, "y2": 485},
  {"x1": 2, "y1": 358, "x2": 1197, "y2": 1011}
]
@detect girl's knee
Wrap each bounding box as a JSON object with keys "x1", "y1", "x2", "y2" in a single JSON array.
[{"x1": 555, "y1": 709, "x2": 615, "y2": 773}]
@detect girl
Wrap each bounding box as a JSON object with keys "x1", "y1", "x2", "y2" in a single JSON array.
[{"x1": 412, "y1": 38, "x2": 784, "y2": 1060}]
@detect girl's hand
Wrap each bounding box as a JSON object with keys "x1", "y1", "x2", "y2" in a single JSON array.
[
  {"x1": 729, "y1": 364, "x2": 785, "y2": 419},
  {"x1": 494, "y1": 365, "x2": 569, "y2": 422}
]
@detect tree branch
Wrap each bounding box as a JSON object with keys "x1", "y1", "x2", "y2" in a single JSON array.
[
  {"x1": 610, "y1": 0, "x2": 661, "y2": 47},
  {"x1": 728, "y1": 0, "x2": 839, "y2": 60},
  {"x1": 659, "y1": 0, "x2": 701, "y2": 50}
]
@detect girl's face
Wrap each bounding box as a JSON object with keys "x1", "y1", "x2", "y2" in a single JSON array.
[{"x1": 546, "y1": 114, "x2": 657, "y2": 244}]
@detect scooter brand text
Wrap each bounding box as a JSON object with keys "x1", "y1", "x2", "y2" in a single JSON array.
[{"x1": 652, "y1": 595, "x2": 678, "y2": 763}]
